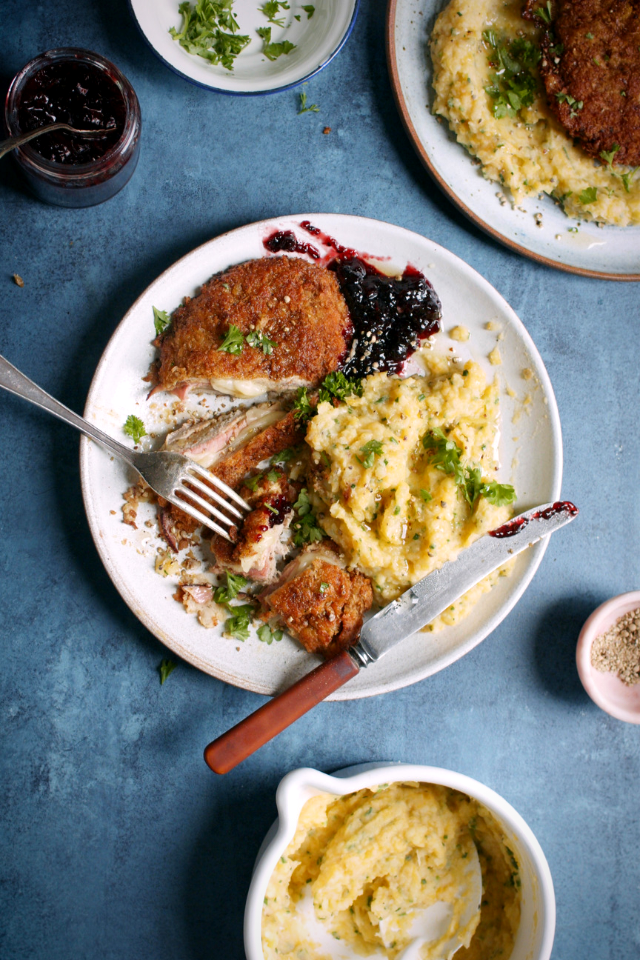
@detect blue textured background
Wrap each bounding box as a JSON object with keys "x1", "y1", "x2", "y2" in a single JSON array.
[{"x1": 1, "y1": 2, "x2": 639, "y2": 958}]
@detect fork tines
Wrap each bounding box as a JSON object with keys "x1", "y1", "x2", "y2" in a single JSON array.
[{"x1": 173, "y1": 463, "x2": 250, "y2": 542}]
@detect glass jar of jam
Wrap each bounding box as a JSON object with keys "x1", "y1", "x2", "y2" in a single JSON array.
[{"x1": 4, "y1": 49, "x2": 141, "y2": 207}]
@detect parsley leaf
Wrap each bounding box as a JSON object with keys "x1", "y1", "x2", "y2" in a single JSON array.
[
  {"x1": 293, "y1": 386, "x2": 315, "y2": 422},
  {"x1": 600, "y1": 144, "x2": 620, "y2": 171},
  {"x1": 159, "y1": 658, "x2": 177, "y2": 684},
  {"x1": 272, "y1": 446, "x2": 300, "y2": 464},
  {"x1": 169, "y1": 0, "x2": 251, "y2": 71},
  {"x1": 223, "y1": 603, "x2": 255, "y2": 642},
  {"x1": 266, "y1": 469, "x2": 281, "y2": 482},
  {"x1": 244, "y1": 475, "x2": 262, "y2": 492},
  {"x1": 318, "y1": 371, "x2": 363, "y2": 405},
  {"x1": 621, "y1": 168, "x2": 638, "y2": 193},
  {"x1": 423, "y1": 428, "x2": 516, "y2": 508},
  {"x1": 555, "y1": 91, "x2": 583, "y2": 117},
  {"x1": 419, "y1": 489, "x2": 433, "y2": 502},
  {"x1": 302, "y1": 4, "x2": 315, "y2": 17},
  {"x1": 535, "y1": 1, "x2": 553, "y2": 23},
  {"x1": 257, "y1": 25, "x2": 296, "y2": 60},
  {"x1": 481, "y1": 480, "x2": 517, "y2": 506},
  {"x1": 153, "y1": 306, "x2": 171, "y2": 335},
  {"x1": 214, "y1": 571, "x2": 248, "y2": 604},
  {"x1": 483, "y1": 30, "x2": 540, "y2": 120},
  {"x1": 218, "y1": 323, "x2": 245, "y2": 354},
  {"x1": 246, "y1": 330, "x2": 277, "y2": 355},
  {"x1": 357, "y1": 439, "x2": 384, "y2": 469},
  {"x1": 123, "y1": 414, "x2": 146, "y2": 444},
  {"x1": 319, "y1": 582, "x2": 329, "y2": 594},
  {"x1": 260, "y1": 1, "x2": 289, "y2": 26},
  {"x1": 291, "y1": 488, "x2": 324, "y2": 546},
  {"x1": 298, "y1": 89, "x2": 319, "y2": 114},
  {"x1": 257, "y1": 623, "x2": 283, "y2": 644},
  {"x1": 423, "y1": 428, "x2": 464, "y2": 480},
  {"x1": 579, "y1": 186, "x2": 598, "y2": 204}
]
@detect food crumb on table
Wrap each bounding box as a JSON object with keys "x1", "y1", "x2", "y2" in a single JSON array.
[{"x1": 13, "y1": 273, "x2": 24, "y2": 287}]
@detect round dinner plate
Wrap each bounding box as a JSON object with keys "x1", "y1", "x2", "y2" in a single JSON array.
[
  {"x1": 386, "y1": 0, "x2": 640, "y2": 280},
  {"x1": 128, "y1": 0, "x2": 359, "y2": 95},
  {"x1": 80, "y1": 213, "x2": 562, "y2": 699}
]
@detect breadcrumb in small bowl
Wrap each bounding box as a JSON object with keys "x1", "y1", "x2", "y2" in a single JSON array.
[{"x1": 576, "y1": 590, "x2": 640, "y2": 724}]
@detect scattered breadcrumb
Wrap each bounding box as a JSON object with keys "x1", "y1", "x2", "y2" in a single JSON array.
[
  {"x1": 522, "y1": 368, "x2": 533, "y2": 380},
  {"x1": 323, "y1": 127, "x2": 331, "y2": 134},
  {"x1": 13, "y1": 274, "x2": 24, "y2": 287}
]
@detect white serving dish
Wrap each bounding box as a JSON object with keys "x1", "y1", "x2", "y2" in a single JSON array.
[
  {"x1": 128, "y1": 0, "x2": 359, "y2": 95},
  {"x1": 244, "y1": 762, "x2": 556, "y2": 960}
]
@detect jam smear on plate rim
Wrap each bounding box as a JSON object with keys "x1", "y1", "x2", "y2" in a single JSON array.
[{"x1": 489, "y1": 501, "x2": 578, "y2": 538}]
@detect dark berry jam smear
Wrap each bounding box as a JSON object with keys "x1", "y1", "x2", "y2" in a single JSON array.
[
  {"x1": 490, "y1": 501, "x2": 578, "y2": 538},
  {"x1": 264, "y1": 230, "x2": 321, "y2": 259},
  {"x1": 18, "y1": 61, "x2": 125, "y2": 164},
  {"x1": 332, "y1": 257, "x2": 442, "y2": 378}
]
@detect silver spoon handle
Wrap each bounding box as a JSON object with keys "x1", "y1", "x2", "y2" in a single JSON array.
[
  {"x1": 0, "y1": 353, "x2": 136, "y2": 467},
  {"x1": 0, "y1": 123, "x2": 106, "y2": 160}
]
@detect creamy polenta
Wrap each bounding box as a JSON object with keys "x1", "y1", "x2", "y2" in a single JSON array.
[
  {"x1": 305, "y1": 355, "x2": 511, "y2": 627},
  {"x1": 261, "y1": 782, "x2": 521, "y2": 960},
  {"x1": 431, "y1": 0, "x2": 640, "y2": 225}
]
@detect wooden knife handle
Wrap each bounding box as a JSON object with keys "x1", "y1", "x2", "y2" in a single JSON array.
[{"x1": 204, "y1": 650, "x2": 360, "y2": 774}]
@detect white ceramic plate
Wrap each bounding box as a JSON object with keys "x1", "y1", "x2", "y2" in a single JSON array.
[
  {"x1": 244, "y1": 763, "x2": 556, "y2": 960},
  {"x1": 387, "y1": 0, "x2": 640, "y2": 280},
  {"x1": 80, "y1": 213, "x2": 562, "y2": 699},
  {"x1": 128, "y1": 0, "x2": 359, "y2": 94}
]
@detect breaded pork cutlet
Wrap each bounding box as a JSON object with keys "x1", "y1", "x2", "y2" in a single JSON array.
[
  {"x1": 154, "y1": 255, "x2": 351, "y2": 398},
  {"x1": 259, "y1": 542, "x2": 374, "y2": 658},
  {"x1": 524, "y1": 0, "x2": 640, "y2": 165}
]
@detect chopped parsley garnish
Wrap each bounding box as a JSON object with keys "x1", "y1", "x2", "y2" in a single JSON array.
[
  {"x1": 260, "y1": 1, "x2": 289, "y2": 27},
  {"x1": 266, "y1": 469, "x2": 281, "y2": 482},
  {"x1": 319, "y1": 582, "x2": 329, "y2": 594},
  {"x1": 246, "y1": 330, "x2": 277, "y2": 355},
  {"x1": 318, "y1": 371, "x2": 363, "y2": 404},
  {"x1": 224, "y1": 603, "x2": 255, "y2": 641},
  {"x1": 292, "y1": 386, "x2": 315, "y2": 422},
  {"x1": 600, "y1": 144, "x2": 620, "y2": 171},
  {"x1": 483, "y1": 30, "x2": 540, "y2": 119},
  {"x1": 257, "y1": 25, "x2": 296, "y2": 60},
  {"x1": 257, "y1": 624, "x2": 283, "y2": 644},
  {"x1": 357, "y1": 439, "x2": 384, "y2": 469},
  {"x1": 555, "y1": 91, "x2": 583, "y2": 117},
  {"x1": 218, "y1": 323, "x2": 245, "y2": 354},
  {"x1": 585, "y1": 32, "x2": 594, "y2": 40},
  {"x1": 579, "y1": 186, "x2": 598, "y2": 205},
  {"x1": 298, "y1": 89, "x2": 319, "y2": 114},
  {"x1": 621, "y1": 168, "x2": 638, "y2": 193},
  {"x1": 123, "y1": 414, "x2": 146, "y2": 444},
  {"x1": 291, "y1": 488, "x2": 324, "y2": 546},
  {"x1": 214, "y1": 571, "x2": 248, "y2": 604},
  {"x1": 265, "y1": 503, "x2": 279, "y2": 515},
  {"x1": 419, "y1": 489, "x2": 433, "y2": 502},
  {"x1": 244, "y1": 475, "x2": 262, "y2": 492},
  {"x1": 159, "y1": 659, "x2": 177, "y2": 684},
  {"x1": 302, "y1": 4, "x2": 315, "y2": 17},
  {"x1": 153, "y1": 306, "x2": 171, "y2": 335},
  {"x1": 536, "y1": 1, "x2": 552, "y2": 23},
  {"x1": 272, "y1": 446, "x2": 300, "y2": 464},
  {"x1": 169, "y1": 0, "x2": 250, "y2": 71},
  {"x1": 423, "y1": 428, "x2": 516, "y2": 508}
]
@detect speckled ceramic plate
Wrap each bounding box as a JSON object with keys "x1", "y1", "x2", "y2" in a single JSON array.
[
  {"x1": 387, "y1": 0, "x2": 640, "y2": 280},
  {"x1": 80, "y1": 214, "x2": 562, "y2": 698},
  {"x1": 128, "y1": 0, "x2": 359, "y2": 94}
]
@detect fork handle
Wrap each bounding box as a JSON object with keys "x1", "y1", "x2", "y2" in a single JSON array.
[
  {"x1": 0, "y1": 354, "x2": 137, "y2": 466},
  {"x1": 203, "y1": 650, "x2": 360, "y2": 774}
]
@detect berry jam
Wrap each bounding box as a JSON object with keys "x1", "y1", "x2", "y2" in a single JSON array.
[
  {"x1": 332, "y1": 257, "x2": 442, "y2": 378},
  {"x1": 490, "y1": 501, "x2": 578, "y2": 538},
  {"x1": 266, "y1": 495, "x2": 293, "y2": 528},
  {"x1": 17, "y1": 60, "x2": 125, "y2": 164},
  {"x1": 264, "y1": 230, "x2": 321, "y2": 260}
]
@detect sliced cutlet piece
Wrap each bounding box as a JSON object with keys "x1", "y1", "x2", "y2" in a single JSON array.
[
  {"x1": 209, "y1": 470, "x2": 297, "y2": 583},
  {"x1": 259, "y1": 542, "x2": 374, "y2": 658},
  {"x1": 523, "y1": 0, "x2": 640, "y2": 165},
  {"x1": 155, "y1": 255, "x2": 351, "y2": 398}
]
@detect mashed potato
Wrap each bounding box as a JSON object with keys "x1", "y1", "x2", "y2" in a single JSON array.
[
  {"x1": 262, "y1": 782, "x2": 521, "y2": 960},
  {"x1": 431, "y1": 0, "x2": 640, "y2": 225},
  {"x1": 305, "y1": 355, "x2": 511, "y2": 627}
]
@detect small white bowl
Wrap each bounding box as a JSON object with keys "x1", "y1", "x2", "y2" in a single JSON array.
[
  {"x1": 576, "y1": 590, "x2": 640, "y2": 724},
  {"x1": 128, "y1": 0, "x2": 360, "y2": 95},
  {"x1": 245, "y1": 763, "x2": 556, "y2": 960}
]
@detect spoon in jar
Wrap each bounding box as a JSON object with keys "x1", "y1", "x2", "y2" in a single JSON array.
[{"x1": 0, "y1": 123, "x2": 112, "y2": 160}]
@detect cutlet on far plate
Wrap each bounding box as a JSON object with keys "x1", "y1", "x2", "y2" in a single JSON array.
[{"x1": 154, "y1": 255, "x2": 351, "y2": 399}]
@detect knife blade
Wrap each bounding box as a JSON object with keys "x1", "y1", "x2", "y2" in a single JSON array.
[
  {"x1": 204, "y1": 500, "x2": 578, "y2": 773},
  {"x1": 351, "y1": 500, "x2": 579, "y2": 667}
]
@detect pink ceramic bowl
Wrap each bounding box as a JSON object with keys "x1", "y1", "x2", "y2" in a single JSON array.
[{"x1": 576, "y1": 591, "x2": 640, "y2": 724}]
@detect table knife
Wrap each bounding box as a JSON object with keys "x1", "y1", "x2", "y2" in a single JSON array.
[{"x1": 204, "y1": 501, "x2": 578, "y2": 773}]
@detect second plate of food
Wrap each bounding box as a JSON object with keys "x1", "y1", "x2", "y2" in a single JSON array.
[
  {"x1": 387, "y1": 0, "x2": 640, "y2": 280},
  {"x1": 80, "y1": 213, "x2": 561, "y2": 698}
]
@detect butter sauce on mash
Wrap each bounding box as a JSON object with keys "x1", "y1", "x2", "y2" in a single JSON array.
[
  {"x1": 431, "y1": 0, "x2": 640, "y2": 226},
  {"x1": 306, "y1": 353, "x2": 512, "y2": 628},
  {"x1": 261, "y1": 782, "x2": 521, "y2": 960}
]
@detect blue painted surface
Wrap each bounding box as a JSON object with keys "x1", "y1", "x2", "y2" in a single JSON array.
[{"x1": 1, "y1": 2, "x2": 639, "y2": 959}]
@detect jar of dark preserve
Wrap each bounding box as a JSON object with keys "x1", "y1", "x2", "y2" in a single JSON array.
[{"x1": 4, "y1": 49, "x2": 141, "y2": 207}]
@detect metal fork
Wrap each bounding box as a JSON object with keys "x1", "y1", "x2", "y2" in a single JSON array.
[{"x1": 0, "y1": 354, "x2": 250, "y2": 540}]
